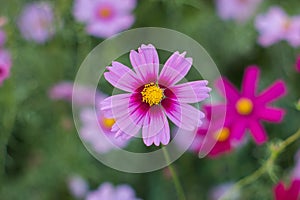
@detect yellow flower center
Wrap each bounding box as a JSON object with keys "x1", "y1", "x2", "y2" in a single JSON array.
[
  {"x1": 102, "y1": 118, "x2": 115, "y2": 129},
  {"x1": 141, "y1": 83, "x2": 163, "y2": 106},
  {"x1": 98, "y1": 7, "x2": 112, "y2": 19},
  {"x1": 236, "y1": 98, "x2": 253, "y2": 115},
  {"x1": 214, "y1": 128, "x2": 230, "y2": 142}
]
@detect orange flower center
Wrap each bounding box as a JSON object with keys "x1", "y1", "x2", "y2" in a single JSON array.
[
  {"x1": 236, "y1": 97, "x2": 253, "y2": 115},
  {"x1": 214, "y1": 128, "x2": 230, "y2": 142},
  {"x1": 102, "y1": 118, "x2": 115, "y2": 129},
  {"x1": 98, "y1": 7, "x2": 112, "y2": 19},
  {"x1": 141, "y1": 83, "x2": 163, "y2": 106}
]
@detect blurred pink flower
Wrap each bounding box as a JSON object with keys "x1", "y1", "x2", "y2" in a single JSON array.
[
  {"x1": 274, "y1": 179, "x2": 300, "y2": 200},
  {"x1": 48, "y1": 81, "x2": 98, "y2": 106},
  {"x1": 18, "y1": 2, "x2": 55, "y2": 43},
  {"x1": 86, "y1": 182, "x2": 140, "y2": 200},
  {"x1": 292, "y1": 150, "x2": 300, "y2": 180},
  {"x1": 101, "y1": 44, "x2": 210, "y2": 146},
  {"x1": 68, "y1": 175, "x2": 89, "y2": 199},
  {"x1": 215, "y1": 66, "x2": 286, "y2": 144},
  {"x1": 0, "y1": 49, "x2": 12, "y2": 86},
  {"x1": 79, "y1": 107, "x2": 128, "y2": 154},
  {"x1": 73, "y1": 0, "x2": 136, "y2": 38},
  {"x1": 209, "y1": 182, "x2": 240, "y2": 200},
  {"x1": 216, "y1": 0, "x2": 262, "y2": 23},
  {"x1": 255, "y1": 6, "x2": 300, "y2": 47},
  {"x1": 296, "y1": 56, "x2": 300, "y2": 72}
]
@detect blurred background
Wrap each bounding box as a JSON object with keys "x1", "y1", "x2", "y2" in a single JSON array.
[{"x1": 1, "y1": 0, "x2": 300, "y2": 199}]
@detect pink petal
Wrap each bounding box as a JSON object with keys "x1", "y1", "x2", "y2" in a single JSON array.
[
  {"x1": 288, "y1": 180, "x2": 300, "y2": 199},
  {"x1": 162, "y1": 98, "x2": 204, "y2": 131},
  {"x1": 274, "y1": 182, "x2": 286, "y2": 200},
  {"x1": 256, "y1": 80, "x2": 287, "y2": 104},
  {"x1": 104, "y1": 62, "x2": 141, "y2": 92},
  {"x1": 230, "y1": 120, "x2": 247, "y2": 142},
  {"x1": 142, "y1": 106, "x2": 170, "y2": 146},
  {"x1": 256, "y1": 107, "x2": 285, "y2": 123},
  {"x1": 215, "y1": 77, "x2": 240, "y2": 103},
  {"x1": 101, "y1": 93, "x2": 132, "y2": 118},
  {"x1": 167, "y1": 80, "x2": 211, "y2": 103},
  {"x1": 158, "y1": 52, "x2": 193, "y2": 87},
  {"x1": 129, "y1": 44, "x2": 159, "y2": 83},
  {"x1": 242, "y1": 66, "x2": 260, "y2": 98},
  {"x1": 296, "y1": 56, "x2": 300, "y2": 72},
  {"x1": 111, "y1": 114, "x2": 142, "y2": 138},
  {"x1": 248, "y1": 120, "x2": 268, "y2": 144}
]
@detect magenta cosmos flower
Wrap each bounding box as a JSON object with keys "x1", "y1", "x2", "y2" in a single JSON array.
[
  {"x1": 216, "y1": 0, "x2": 262, "y2": 23},
  {"x1": 0, "y1": 49, "x2": 12, "y2": 86},
  {"x1": 215, "y1": 66, "x2": 287, "y2": 144},
  {"x1": 101, "y1": 44, "x2": 211, "y2": 146},
  {"x1": 86, "y1": 182, "x2": 141, "y2": 200},
  {"x1": 296, "y1": 56, "x2": 300, "y2": 73},
  {"x1": 255, "y1": 6, "x2": 300, "y2": 47},
  {"x1": 274, "y1": 179, "x2": 300, "y2": 200},
  {"x1": 73, "y1": 0, "x2": 136, "y2": 38},
  {"x1": 18, "y1": 2, "x2": 55, "y2": 44}
]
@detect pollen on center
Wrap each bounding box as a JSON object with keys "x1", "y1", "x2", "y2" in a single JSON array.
[
  {"x1": 98, "y1": 7, "x2": 112, "y2": 19},
  {"x1": 236, "y1": 97, "x2": 253, "y2": 115},
  {"x1": 141, "y1": 82, "x2": 163, "y2": 106},
  {"x1": 214, "y1": 127, "x2": 230, "y2": 142}
]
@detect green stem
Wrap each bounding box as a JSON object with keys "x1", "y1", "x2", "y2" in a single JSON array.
[
  {"x1": 220, "y1": 128, "x2": 300, "y2": 200},
  {"x1": 162, "y1": 147, "x2": 186, "y2": 200}
]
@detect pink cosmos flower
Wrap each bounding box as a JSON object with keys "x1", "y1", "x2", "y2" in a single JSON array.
[
  {"x1": 73, "y1": 0, "x2": 136, "y2": 38},
  {"x1": 296, "y1": 56, "x2": 300, "y2": 73},
  {"x1": 274, "y1": 179, "x2": 300, "y2": 200},
  {"x1": 214, "y1": 66, "x2": 287, "y2": 144},
  {"x1": 216, "y1": 0, "x2": 262, "y2": 23},
  {"x1": 209, "y1": 182, "x2": 240, "y2": 200},
  {"x1": 0, "y1": 49, "x2": 12, "y2": 86},
  {"x1": 86, "y1": 182, "x2": 140, "y2": 200},
  {"x1": 101, "y1": 44, "x2": 211, "y2": 146},
  {"x1": 18, "y1": 2, "x2": 55, "y2": 43},
  {"x1": 68, "y1": 175, "x2": 89, "y2": 199},
  {"x1": 255, "y1": 6, "x2": 300, "y2": 47},
  {"x1": 48, "y1": 81, "x2": 98, "y2": 106}
]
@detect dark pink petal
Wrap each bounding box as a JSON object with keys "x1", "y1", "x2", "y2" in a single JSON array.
[
  {"x1": 256, "y1": 107, "x2": 285, "y2": 123},
  {"x1": 230, "y1": 120, "x2": 247, "y2": 142},
  {"x1": 242, "y1": 66, "x2": 260, "y2": 98},
  {"x1": 256, "y1": 80, "x2": 287, "y2": 104},
  {"x1": 288, "y1": 180, "x2": 300, "y2": 199},
  {"x1": 104, "y1": 62, "x2": 141, "y2": 92},
  {"x1": 168, "y1": 80, "x2": 211, "y2": 103},
  {"x1": 248, "y1": 120, "x2": 268, "y2": 144},
  {"x1": 208, "y1": 140, "x2": 232, "y2": 158},
  {"x1": 162, "y1": 98, "x2": 204, "y2": 131},
  {"x1": 296, "y1": 56, "x2": 300, "y2": 73},
  {"x1": 158, "y1": 52, "x2": 192, "y2": 87},
  {"x1": 274, "y1": 182, "x2": 286, "y2": 200},
  {"x1": 129, "y1": 44, "x2": 159, "y2": 83},
  {"x1": 142, "y1": 106, "x2": 170, "y2": 146},
  {"x1": 215, "y1": 77, "x2": 240, "y2": 103}
]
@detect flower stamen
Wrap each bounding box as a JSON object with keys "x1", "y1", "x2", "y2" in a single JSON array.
[
  {"x1": 102, "y1": 118, "x2": 115, "y2": 129},
  {"x1": 236, "y1": 97, "x2": 253, "y2": 115},
  {"x1": 141, "y1": 82, "x2": 163, "y2": 106},
  {"x1": 214, "y1": 128, "x2": 230, "y2": 142}
]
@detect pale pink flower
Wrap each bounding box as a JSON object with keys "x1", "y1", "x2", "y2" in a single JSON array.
[
  {"x1": 48, "y1": 81, "x2": 98, "y2": 106},
  {"x1": 86, "y1": 182, "x2": 141, "y2": 200},
  {"x1": 18, "y1": 2, "x2": 55, "y2": 43},
  {"x1": 216, "y1": 0, "x2": 262, "y2": 23},
  {"x1": 255, "y1": 6, "x2": 300, "y2": 47},
  {"x1": 0, "y1": 49, "x2": 12, "y2": 86},
  {"x1": 73, "y1": 0, "x2": 136, "y2": 38},
  {"x1": 68, "y1": 175, "x2": 89, "y2": 199}
]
